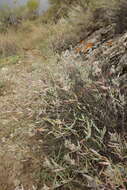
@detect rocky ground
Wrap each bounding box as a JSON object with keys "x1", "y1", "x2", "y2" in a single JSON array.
[{"x1": 61, "y1": 24, "x2": 127, "y2": 102}]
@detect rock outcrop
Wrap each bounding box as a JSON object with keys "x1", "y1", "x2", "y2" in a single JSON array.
[{"x1": 61, "y1": 24, "x2": 127, "y2": 134}]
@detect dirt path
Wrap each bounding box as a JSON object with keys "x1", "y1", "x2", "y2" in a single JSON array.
[{"x1": 0, "y1": 53, "x2": 48, "y2": 190}]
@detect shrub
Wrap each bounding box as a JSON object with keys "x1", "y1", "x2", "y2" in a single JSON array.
[
  {"x1": 27, "y1": 0, "x2": 39, "y2": 19},
  {"x1": 35, "y1": 54, "x2": 127, "y2": 189}
]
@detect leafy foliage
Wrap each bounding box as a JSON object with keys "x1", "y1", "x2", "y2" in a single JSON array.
[{"x1": 27, "y1": 0, "x2": 39, "y2": 13}]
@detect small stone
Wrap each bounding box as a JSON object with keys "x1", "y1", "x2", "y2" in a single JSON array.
[
  {"x1": 14, "y1": 179, "x2": 21, "y2": 186},
  {"x1": 1, "y1": 137, "x2": 6, "y2": 143},
  {"x1": 1, "y1": 67, "x2": 8, "y2": 73}
]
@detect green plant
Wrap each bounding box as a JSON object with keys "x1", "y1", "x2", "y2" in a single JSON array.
[{"x1": 27, "y1": 0, "x2": 39, "y2": 14}]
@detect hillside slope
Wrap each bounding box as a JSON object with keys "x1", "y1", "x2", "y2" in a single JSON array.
[
  {"x1": 0, "y1": 1, "x2": 127, "y2": 189},
  {"x1": 0, "y1": 23, "x2": 127, "y2": 189}
]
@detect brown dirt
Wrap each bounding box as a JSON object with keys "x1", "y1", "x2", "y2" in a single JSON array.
[{"x1": 0, "y1": 53, "x2": 47, "y2": 190}]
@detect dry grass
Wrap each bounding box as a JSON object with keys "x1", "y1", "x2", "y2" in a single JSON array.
[
  {"x1": 0, "y1": 0, "x2": 126, "y2": 58},
  {"x1": 34, "y1": 52, "x2": 127, "y2": 189},
  {"x1": 0, "y1": 31, "x2": 21, "y2": 57},
  {"x1": 0, "y1": 0, "x2": 127, "y2": 189}
]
